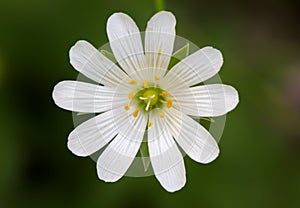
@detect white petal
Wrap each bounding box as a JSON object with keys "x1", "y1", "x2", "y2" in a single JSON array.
[
  {"x1": 148, "y1": 110, "x2": 186, "y2": 192},
  {"x1": 172, "y1": 84, "x2": 239, "y2": 117},
  {"x1": 69, "y1": 40, "x2": 127, "y2": 87},
  {"x1": 161, "y1": 47, "x2": 223, "y2": 90},
  {"x1": 68, "y1": 110, "x2": 118, "y2": 156},
  {"x1": 97, "y1": 108, "x2": 147, "y2": 182},
  {"x1": 145, "y1": 11, "x2": 176, "y2": 76},
  {"x1": 52, "y1": 81, "x2": 127, "y2": 113},
  {"x1": 166, "y1": 108, "x2": 219, "y2": 164},
  {"x1": 107, "y1": 13, "x2": 145, "y2": 76}
]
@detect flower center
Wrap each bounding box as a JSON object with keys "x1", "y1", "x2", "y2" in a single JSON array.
[
  {"x1": 125, "y1": 77, "x2": 173, "y2": 120},
  {"x1": 142, "y1": 89, "x2": 159, "y2": 105},
  {"x1": 135, "y1": 87, "x2": 164, "y2": 112}
]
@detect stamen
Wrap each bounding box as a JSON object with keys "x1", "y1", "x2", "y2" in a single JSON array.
[
  {"x1": 155, "y1": 74, "x2": 160, "y2": 80},
  {"x1": 148, "y1": 121, "x2": 152, "y2": 127},
  {"x1": 159, "y1": 112, "x2": 165, "y2": 118},
  {"x1": 128, "y1": 79, "x2": 138, "y2": 84},
  {"x1": 143, "y1": 80, "x2": 148, "y2": 88},
  {"x1": 166, "y1": 99, "x2": 172, "y2": 108},
  {"x1": 128, "y1": 92, "x2": 135, "y2": 100},
  {"x1": 158, "y1": 49, "x2": 162, "y2": 55},
  {"x1": 133, "y1": 109, "x2": 139, "y2": 118},
  {"x1": 124, "y1": 104, "x2": 130, "y2": 111},
  {"x1": 162, "y1": 91, "x2": 168, "y2": 97},
  {"x1": 149, "y1": 94, "x2": 156, "y2": 99},
  {"x1": 139, "y1": 96, "x2": 147, "y2": 100},
  {"x1": 145, "y1": 100, "x2": 151, "y2": 111}
]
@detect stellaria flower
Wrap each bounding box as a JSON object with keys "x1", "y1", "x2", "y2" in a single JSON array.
[{"x1": 52, "y1": 11, "x2": 239, "y2": 192}]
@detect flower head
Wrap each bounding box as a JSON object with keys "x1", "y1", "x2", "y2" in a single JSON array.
[{"x1": 52, "y1": 11, "x2": 239, "y2": 192}]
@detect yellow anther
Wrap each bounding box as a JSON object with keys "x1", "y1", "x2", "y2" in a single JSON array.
[
  {"x1": 133, "y1": 109, "x2": 139, "y2": 118},
  {"x1": 158, "y1": 49, "x2": 162, "y2": 55},
  {"x1": 124, "y1": 104, "x2": 130, "y2": 111},
  {"x1": 162, "y1": 91, "x2": 168, "y2": 97},
  {"x1": 143, "y1": 80, "x2": 148, "y2": 88},
  {"x1": 148, "y1": 121, "x2": 152, "y2": 127},
  {"x1": 155, "y1": 74, "x2": 160, "y2": 80},
  {"x1": 159, "y1": 112, "x2": 165, "y2": 118},
  {"x1": 128, "y1": 79, "x2": 138, "y2": 84},
  {"x1": 128, "y1": 92, "x2": 135, "y2": 100},
  {"x1": 166, "y1": 99, "x2": 173, "y2": 108}
]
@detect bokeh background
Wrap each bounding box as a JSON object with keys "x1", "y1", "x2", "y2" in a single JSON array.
[{"x1": 1, "y1": 0, "x2": 300, "y2": 207}]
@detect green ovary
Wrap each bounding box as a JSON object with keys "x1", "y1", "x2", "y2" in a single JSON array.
[
  {"x1": 143, "y1": 88, "x2": 159, "y2": 105},
  {"x1": 134, "y1": 87, "x2": 166, "y2": 112}
]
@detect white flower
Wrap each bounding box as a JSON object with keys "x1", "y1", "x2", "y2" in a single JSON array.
[{"x1": 52, "y1": 11, "x2": 239, "y2": 192}]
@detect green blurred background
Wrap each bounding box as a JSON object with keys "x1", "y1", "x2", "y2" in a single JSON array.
[{"x1": 1, "y1": 0, "x2": 300, "y2": 207}]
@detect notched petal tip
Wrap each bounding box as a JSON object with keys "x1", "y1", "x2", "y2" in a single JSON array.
[
  {"x1": 199, "y1": 146, "x2": 220, "y2": 164},
  {"x1": 191, "y1": 132, "x2": 220, "y2": 164},
  {"x1": 201, "y1": 46, "x2": 224, "y2": 70},
  {"x1": 96, "y1": 164, "x2": 122, "y2": 183},
  {"x1": 52, "y1": 82, "x2": 61, "y2": 102},
  {"x1": 106, "y1": 12, "x2": 139, "y2": 40},
  {"x1": 148, "y1": 10, "x2": 176, "y2": 28},
  {"x1": 223, "y1": 84, "x2": 239, "y2": 114},
  {"x1": 107, "y1": 12, "x2": 126, "y2": 27},
  {"x1": 157, "y1": 165, "x2": 186, "y2": 193},
  {"x1": 71, "y1": 39, "x2": 90, "y2": 47},
  {"x1": 52, "y1": 81, "x2": 70, "y2": 107},
  {"x1": 69, "y1": 40, "x2": 90, "y2": 56},
  {"x1": 107, "y1": 12, "x2": 129, "y2": 20},
  {"x1": 67, "y1": 130, "x2": 89, "y2": 157},
  {"x1": 69, "y1": 40, "x2": 94, "y2": 69},
  {"x1": 164, "y1": 181, "x2": 186, "y2": 193}
]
